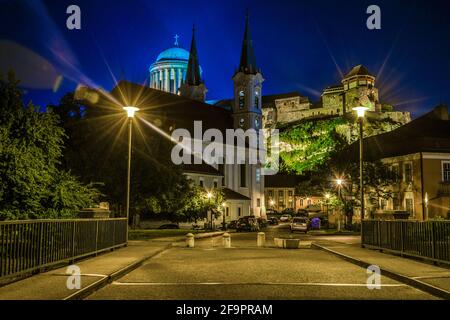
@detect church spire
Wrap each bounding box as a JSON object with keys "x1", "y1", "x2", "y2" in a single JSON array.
[
  {"x1": 179, "y1": 25, "x2": 207, "y2": 101},
  {"x1": 185, "y1": 25, "x2": 202, "y2": 86},
  {"x1": 238, "y1": 12, "x2": 258, "y2": 74}
]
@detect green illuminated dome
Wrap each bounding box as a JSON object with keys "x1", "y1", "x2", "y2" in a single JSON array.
[{"x1": 156, "y1": 47, "x2": 189, "y2": 62}]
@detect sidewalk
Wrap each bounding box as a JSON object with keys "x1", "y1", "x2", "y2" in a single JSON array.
[
  {"x1": 0, "y1": 232, "x2": 224, "y2": 300},
  {"x1": 314, "y1": 239, "x2": 450, "y2": 299}
]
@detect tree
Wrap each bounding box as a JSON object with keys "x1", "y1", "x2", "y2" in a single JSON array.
[
  {"x1": 0, "y1": 71, "x2": 98, "y2": 220},
  {"x1": 330, "y1": 161, "x2": 399, "y2": 227},
  {"x1": 53, "y1": 92, "x2": 202, "y2": 221}
]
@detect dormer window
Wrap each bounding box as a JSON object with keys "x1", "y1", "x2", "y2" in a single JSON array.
[{"x1": 239, "y1": 90, "x2": 245, "y2": 109}]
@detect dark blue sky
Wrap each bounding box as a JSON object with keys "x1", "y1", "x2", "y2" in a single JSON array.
[{"x1": 1, "y1": 0, "x2": 450, "y2": 117}]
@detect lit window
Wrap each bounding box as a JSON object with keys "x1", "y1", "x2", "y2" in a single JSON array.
[
  {"x1": 254, "y1": 91, "x2": 259, "y2": 109},
  {"x1": 443, "y1": 161, "x2": 450, "y2": 182},
  {"x1": 239, "y1": 90, "x2": 245, "y2": 109},
  {"x1": 404, "y1": 163, "x2": 413, "y2": 182},
  {"x1": 255, "y1": 118, "x2": 259, "y2": 128},
  {"x1": 256, "y1": 168, "x2": 261, "y2": 183},
  {"x1": 239, "y1": 118, "x2": 245, "y2": 127}
]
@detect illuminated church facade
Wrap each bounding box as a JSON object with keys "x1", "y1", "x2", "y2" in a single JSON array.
[{"x1": 141, "y1": 14, "x2": 411, "y2": 222}]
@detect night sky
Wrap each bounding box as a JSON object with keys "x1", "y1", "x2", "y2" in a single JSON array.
[{"x1": 1, "y1": 0, "x2": 450, "y2": 117}]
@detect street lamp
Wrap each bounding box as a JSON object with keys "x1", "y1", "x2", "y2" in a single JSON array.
[
  {"x1": 206, "y1": 191, "x2": 213, "y2": 230},
  {"x1": 335, "y1": 178, "x2": 344, "y2": 231},
  {"x1": 222, "y1": 202, "x2": 227, "y2": 231},
  {"x1": 352, "y1": 106, "x2": 369, "y2": 221},
  {"x1": 123, "y1": 106, "x2": 139, "y2": 237}
]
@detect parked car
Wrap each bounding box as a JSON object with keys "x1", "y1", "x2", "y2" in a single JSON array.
[
  {"x1": 266, "y1": 209, "x2": 279, "y2": 216},
  {"x1": 297, "y1": 209, "x2": 309, "y2": 217},
  {"x1": 236, "y1": 216, "x2": 259, "y2": 232},
  {"x1": 305, "y1": 204, "x2": 321, "y2": 213},
  {"x1": 290, "y1": 217, "x2": 309, "y2": 233},
  {"x1": 267, "y1": 217, "x2": 279, "y2": 225},
  {"x1": 279, "y1": 214, "x2": 292, "y2": 222},
  {"x1": 257, "y1": 217, "x2": 268, "y2": 228},
  {"x1": 227, "y1": 220, "x2": 238, "y2": 229},
  {"x1": 282, "y1": 208, "x2": 295, "y2": 215},
  {"x1": 158, "y1": 223, "x2": 179, "y2": 229}
]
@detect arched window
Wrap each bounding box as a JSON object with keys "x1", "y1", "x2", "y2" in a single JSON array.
[
  {"x1": 239, "y1": 90, "x2": 245, "y2": 109},
  {"x1": 254, "y1": 90, "x2": 259, "y2": 109}
]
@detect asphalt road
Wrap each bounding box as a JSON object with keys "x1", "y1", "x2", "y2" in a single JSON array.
[{"x1": 88, "y1": 224, "x2": 436, "y2": 300}]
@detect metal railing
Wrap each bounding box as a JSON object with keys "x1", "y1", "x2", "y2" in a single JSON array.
[
  {"x1": 0, "y1": 218, "x2": 127, "y2": 280},
  {"x1": 362, "y1": 219, "x2": 450, "y2": 264}
]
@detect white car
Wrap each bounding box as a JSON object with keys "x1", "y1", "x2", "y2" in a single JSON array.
[
  {"x1": 279, "y1": 214, "x2": 292, "y2": 222},
  {"x1": 290, "y1": 217, "x2": 309, "y2": 233}
]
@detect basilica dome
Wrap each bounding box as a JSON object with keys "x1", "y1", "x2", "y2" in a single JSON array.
[
  {"x1": 156, "y1": 47, "x2": 189, "y2": 62},
  {"x1": 149, "y1": 35, "x2": 202, "y2": 95}
]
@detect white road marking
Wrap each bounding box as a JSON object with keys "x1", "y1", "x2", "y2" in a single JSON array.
[{"x1": 111, "y1": 281, "x2": 406, "y2": 287}]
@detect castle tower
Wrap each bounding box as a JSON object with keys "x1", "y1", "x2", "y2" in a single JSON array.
[{"x1": 179, "y1": 26, "x2": 208, "y2": 101}]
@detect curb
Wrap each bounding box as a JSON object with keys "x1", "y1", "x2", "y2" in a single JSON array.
[
  {"x1": 63, "y1": 243, "x2": 172, "y2": 300},
  {"x1": 312, "y1": 243, "x2": 450, "y2": 300}
]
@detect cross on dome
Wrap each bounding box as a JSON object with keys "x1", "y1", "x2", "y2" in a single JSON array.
[{"x1": 174, "y1": 34, "x2": 180, "y2": 46}]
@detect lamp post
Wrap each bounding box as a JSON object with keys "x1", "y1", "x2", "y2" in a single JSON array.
[
  {"x1": 325, "y1": 193, "x2": 330, "y2": 229},
  {"x1": 352, "y1": 106, "x2": 369, "y2": 222},
  {"x1": 207, "y1": 191, "x2": 213, "y2": 230},
  {"x1": 123, "y1": 106, "x2": 139, "y2": 237},
  {"x1": 222, "y1": 202, "x2": 227, "y2": 230},
  {"x1": 335, "y1": 179, "x2": 343, "y2": 231}
]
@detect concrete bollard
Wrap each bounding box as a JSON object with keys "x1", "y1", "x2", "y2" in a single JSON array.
[
  {"x1": 222, "y1": 233, "x2": 231, "y2": 248},
  {"x1": 257, "y1": 232, "x2": 266, "y2": 247},
  {"x1": 186, "y1": 233, "x2": 195, "y2": 248}
]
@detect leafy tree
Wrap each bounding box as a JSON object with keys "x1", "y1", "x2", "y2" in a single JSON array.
[
  {"x1": 53, "y1": 91, "x2": 211, "y2": 222},
  {"x1": 0, "y1": 71, "x2": 98, "y2": 220}
]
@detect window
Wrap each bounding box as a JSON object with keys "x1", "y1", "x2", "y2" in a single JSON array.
[
  {"x1": 199, "y1": 179, "x2": 204, "y2": 188},
  {"x1": 256, "y1": 168, "x2": 261, "y2": 183},
  {"x1": 405, "y1": 198, "x2": 414, "y2": 214},
  {"x1": 267, "y1": 111, "x2": 273, "y2": 121},
  {"x1": 268, "y1": 190, "x2": 273, "y2": 198},
  {"x1": 404, "y1": 163, "x2": 413, "y2": 183},
  {"x1": 254, "y1": 91, "x2": 259, "y2": 109},
  {"x1": 240, "y1": 165, "x2": 246, "y2": 187},
  {"x1": 393, "y1": 194, "x2": 400, "y2": 210},
  {"x1": 257, "y1": 198, "x2": 261, "y2": 207},
  {"x1": 239, "y1": 90, "x2": 245, "y2": 109},
  {"x1": 239, "y1": 118, "x2": 245, "y2": 128},
  {"x1": 255, "y1": 118, "x2": 259, "y2": 129},
  {"x1": 226, "y1": 207, "x2": 229, "y2": 217},
  {"x1": 213, "y1": 180, "x2": 218, "y2": 188},
  {"x1": 442, "y1": 161, "x2": 450, "y2": 182},
  {"x1": 238, "y1": 207, "x2": 242, "y2": 217},
  {"x1": 300, "y1": 199, "x2": 304, "y2": 207},
  {"x1": 278, "y1": 190, "x2": 284, "y2": 197},
  {"x1": 288, "y1": 190, "x2": 293, "y2": 197},
  {"x1": 391, "y1": 165, "x2": 400, "y2": 182}
]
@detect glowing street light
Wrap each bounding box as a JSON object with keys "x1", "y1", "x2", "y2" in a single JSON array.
[
  {"x1": 352, "y1": 106, "x2": 369, "y2": 221},
  {"x1": 123, "y1": 106, "x2": 140, "y2": 118},
  {"x1": 123, "y1": 106, "x2": 139, "y2": 236}
]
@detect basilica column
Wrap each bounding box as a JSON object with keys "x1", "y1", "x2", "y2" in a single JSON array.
[
  {"x1": 164, "y1": 68, "x2": 169, "y2": 92},
  {"x1": 177, "y1": 68, "x2": 182, "y2": 94},
  {"x1": 158, "y1": 70, "x2": 162, "y2": 89}
]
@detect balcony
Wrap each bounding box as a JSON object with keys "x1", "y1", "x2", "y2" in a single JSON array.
[{"x1": 438, "y1": 181, "x2": 450, "y2": 196}]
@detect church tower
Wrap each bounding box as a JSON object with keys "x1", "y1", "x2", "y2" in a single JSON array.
[
  {"x1": 179, "y1": 26, "x2": 208, "y2": 101},
  {"x1": 228, "y1": 13, "x2": 265, "y2": 219},
  {"x1": 232, "y1": 13, "x2": 264, "y2": 131}
]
